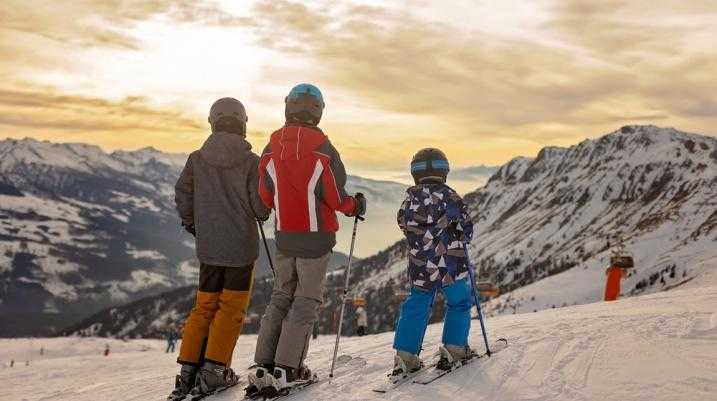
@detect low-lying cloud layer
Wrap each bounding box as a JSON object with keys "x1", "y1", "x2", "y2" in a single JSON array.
[{"x1": 0, "y1": 85, "x2": 203, "y2": 150}]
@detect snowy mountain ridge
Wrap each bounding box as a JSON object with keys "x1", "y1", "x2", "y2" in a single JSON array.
[
  {"x1": 329, "y1": 125, "x2": 716, "y2": 333},
  {"x1": 0, "y1": 136, "x2": 399, "y2": 336},
  {"x1": 70, "y1": 125, "x2": 717, "y2": 340},
  {"x1": 471, "y1": 125, "x2": 717, "y2": 313},
  {"x1": 1, "y1": 138, "x2": 193, "y2": 336}
]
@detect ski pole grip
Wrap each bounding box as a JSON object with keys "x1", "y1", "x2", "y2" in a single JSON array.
[{"x1": 355, "y1": 192, "x2": 366, "y2": 221}]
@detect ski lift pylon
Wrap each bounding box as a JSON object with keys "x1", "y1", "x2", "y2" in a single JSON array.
[{"x1": 609, "y1": 237, "x2": 635, "y2": 269}]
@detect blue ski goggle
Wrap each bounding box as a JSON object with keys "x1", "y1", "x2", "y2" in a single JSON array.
[{"x1": 411, "y1": 159, "x2": 449, "y2": 172}]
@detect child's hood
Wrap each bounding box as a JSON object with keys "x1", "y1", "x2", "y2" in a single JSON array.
[
  {"x1": 269, "y1": 124, "x2": 328, "y2": 161},
  {"x1": 199, "y1": 132, "x2": 253, "y2": 168},
  {"x1": 406, "y1": 182, "x2": 457, "y2": 198}
]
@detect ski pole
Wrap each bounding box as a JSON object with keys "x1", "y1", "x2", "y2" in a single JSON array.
[
  {"x1": 329, "y1": 198, "x2": 364, "y2": 379},
  {"x1": 468, "y1": 262, "x2": 492, "y2": 356},
  {"x1": 258, "y1": 220, "x2": 275, "y2": 278}
]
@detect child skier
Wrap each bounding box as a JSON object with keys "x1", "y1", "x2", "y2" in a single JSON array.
[
  {"x1": 391, "y1": 148, "x2": 475, "y2": 376},
  {"x1": 248, "y1": 83, "x2": 366, "y2": 398},
  {"x1": 170, "y1": 97, "x2": 270, "y2": 400}
]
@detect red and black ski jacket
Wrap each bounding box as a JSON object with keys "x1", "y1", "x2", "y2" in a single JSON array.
[{"x1": 258, "y1": 123, "x2": 357, "y2": 257}]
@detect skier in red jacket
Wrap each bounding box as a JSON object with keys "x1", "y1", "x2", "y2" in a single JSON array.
[{"x1": 248, "y1": 84, "x2": 366, "y2": 398}]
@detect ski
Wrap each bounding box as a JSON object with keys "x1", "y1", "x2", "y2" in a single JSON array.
[
  {"x1": 243, "y1": 377, "x2": 317, "y2": 400},
  {"x1": 263, "y1": 378, "x2": 317, "y2": 400},
  {"x1": 186, "y1": 381, "x2": 241, "y2": 401},
  {"x1": 188, "y1": 382, "x2": 241, "y2": 401},
  {"x1": 245, "y1": 355, "x2": 365, "y2": 400},
  {"x1": 371, "y1": 352, "x2": 443, "y2": 394},
  {"x1": 414, "y1": 338, "x2": 508, "y2": 385},
  {"x1": 371, "y1": 365, "x2": 434, "y2": 394}
]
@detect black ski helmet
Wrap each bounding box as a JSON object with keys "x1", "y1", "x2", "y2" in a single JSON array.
[
  {"x1": 285, "y1": 83, "x2": 324, "y2": 125},
  {"x1": 209, "y1": 97, "x2": 247, "y2": 135},
  {"x1": 410, "y1": 148, "x2": 450, "y2": 184}
]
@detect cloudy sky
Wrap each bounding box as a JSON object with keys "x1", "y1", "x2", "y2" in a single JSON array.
[{"x1": 1, "y1": 0, "x2": 716, "y2": 183}]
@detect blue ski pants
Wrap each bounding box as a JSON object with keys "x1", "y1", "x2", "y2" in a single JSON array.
[{"x1": 393, "y1": 279, "x2": 472, "y2": 355}]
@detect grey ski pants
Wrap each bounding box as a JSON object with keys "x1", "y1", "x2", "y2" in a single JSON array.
[{"x1": 254, "y1": 250, "x2": 330, "y2": 368}]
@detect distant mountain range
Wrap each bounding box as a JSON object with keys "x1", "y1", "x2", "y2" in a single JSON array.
[
  {"x1": 70, "y1": 125, "x2": 717, "y2": 338},
  {"x1": 8, "y1": 125, "x2": 717, "y2": 339},
  {"x1": 452, "y1": 165, "x2": 500, "y2": 179},
  {"x1": 0, "y1": 137, "x2": 404, "y2": 336}
]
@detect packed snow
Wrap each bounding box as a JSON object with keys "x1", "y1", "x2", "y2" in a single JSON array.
[{"x1": 3, "y1": 264, "x2": 716, "y2": 401}]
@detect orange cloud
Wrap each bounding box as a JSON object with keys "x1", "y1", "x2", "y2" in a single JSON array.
[
  {"x1": 0, "y1": 84, "x2": 209, "y2": 151},
  {"x1": 0, "y1": 0, "x2": 715, "y2": 170}
]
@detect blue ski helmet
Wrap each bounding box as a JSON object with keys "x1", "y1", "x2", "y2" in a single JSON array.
[
  {"x1": 411, "y1": 148, "x2": 450, "y2": 184},
  {"x1": 285, "y1": 83, "x2": 325, "y2": 125}
]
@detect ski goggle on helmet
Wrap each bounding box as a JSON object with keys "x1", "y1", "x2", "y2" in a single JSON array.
[{"x1": 410, "y1": 148, "x2": 450, "y2": 184}]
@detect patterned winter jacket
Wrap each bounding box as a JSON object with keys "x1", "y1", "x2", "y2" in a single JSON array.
[{"x1": 397, "y1": 183, "x2": 474, "y2": 290}]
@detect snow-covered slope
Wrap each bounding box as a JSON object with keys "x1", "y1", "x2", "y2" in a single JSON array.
[
  {"x1": 0, "y1": 137, "x2": 402, "y2": 336},
  {"x1": 3, "y1": 261, "x2": 716, "y2": 401},
  {"x1": 325, "y1": 125, "x2": 716, "y2": 334}
]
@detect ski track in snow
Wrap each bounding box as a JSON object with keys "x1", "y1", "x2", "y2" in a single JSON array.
[{"x1": 2, "y1": 270, "x2": 717, "y2": 401}]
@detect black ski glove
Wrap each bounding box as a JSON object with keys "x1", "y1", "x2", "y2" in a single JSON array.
[
  {"x1": 353, "y1": 193, "x2": 367, "y2": 217},
  {"x1": 182, "y1": 223, "x2": 196, "y2": 237}
]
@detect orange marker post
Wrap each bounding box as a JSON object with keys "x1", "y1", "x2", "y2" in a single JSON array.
[{"x1": 604, "y1": 266, "x2": 626, "y2": 301}]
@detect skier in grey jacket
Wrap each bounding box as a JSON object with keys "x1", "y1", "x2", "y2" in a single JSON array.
[{"x1": 169, "y1": 97, "x2": 270, "y2": 400}]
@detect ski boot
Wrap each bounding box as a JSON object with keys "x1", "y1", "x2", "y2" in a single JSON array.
[
  {"x1": 167, "y1": 364, "x2": 198, "y2": 400},
  {"x1": 244, "y1": 364, "x2": 273, "y2": 399},
  {"x1": 259, "y1": 365, "x2": 313, "y2": 398},
  {"x1": 436, "y1": 345, "x2": 473, "y2": 371},
  {"x1": 391, "y1": 351, "x2": 423, "y2": 379},
  {"x1": 191, "y1": 361, "x2": 240, "y2": 396}
]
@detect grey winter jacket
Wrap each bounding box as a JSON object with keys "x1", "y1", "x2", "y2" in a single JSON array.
[{"x1": 175, "y1": 132, "x2": 270, "y2": 267}]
